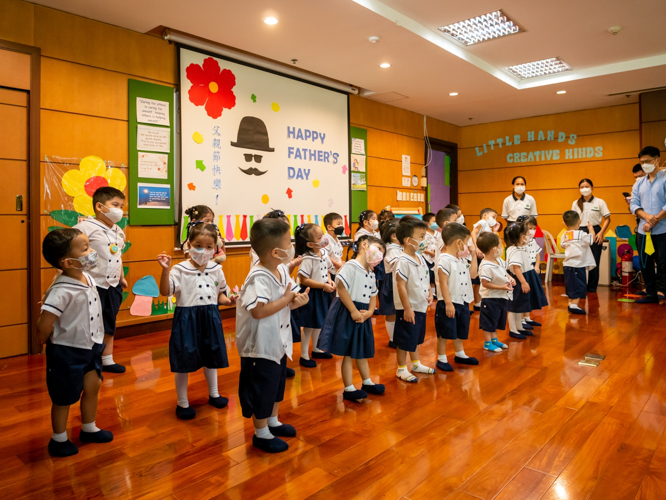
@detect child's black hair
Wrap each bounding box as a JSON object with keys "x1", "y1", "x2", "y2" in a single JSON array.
[
  {"x1": 395, "y1": 216, "x2": 428, "y2": 245},
  {"x1": 380, "y1": 220, "x2": 399, "y2": 245},
  {"x1": 188, "y1": 223, "x2": 218, "y2": 244},
  {"x1": 251, "y1": 218, "x2": 291, "y2": 258},
  {"x1": 436, "y1": 208, "x2": 458, "y2": 228},
  {"x1": 441, "y1": 222, "x2": 470, "y2": 247},
  {"x1": 505, "y1": 222, "x2": 527, "y2": 247},
  {"x1": 43, "y1": 228, "x2": 82, "y2": 270},
  {"x1": 422, "y1": 212, "x2": 436, "y2": 224},
  {"x1": 378, "y1": 208, "x2": 394, "y2": 222},
  {"x1": 477, "y1": 232, "x2": 501, "y2": 254},
  {"x1": 324, "y1": 212, "x2": 342, "y2": 229},
  {"x1": 265, "y1": 209, "x2": 288, "y2": 221},
  {"x1": 357, "y1": 209, "x2": 377, "y2": 229},
  {"x1": 294, "y1": 223, "x2": 320, "y2": 257},
  {"x1": 92, "y1": 186, "x2": 125, "y2": 209},
  {"x1": 563, "y1": 210, "x2": 580, "y2": 228},
  {"x1": 445, "y1": 204, "x2": 460, "y2": 212},
  {"x1": 480, "y1": 207, "x2": 498, "y2": 218},
  {"x1": 185, "y1": 205, "x2": 214, "y2": 221},
  {"x1": 351, "y1": 235, "x2": 385, "y2": 259}
]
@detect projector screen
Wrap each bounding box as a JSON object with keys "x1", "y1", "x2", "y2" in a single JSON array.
[{"x1": 179, "y1": 47, "x2": 350, "y2": 245}]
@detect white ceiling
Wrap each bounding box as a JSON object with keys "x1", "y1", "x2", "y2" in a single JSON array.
[{"x1": 29, "y1": 0, "x2": 666, "y2": 126}]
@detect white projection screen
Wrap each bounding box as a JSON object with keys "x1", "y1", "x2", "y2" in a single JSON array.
[{"x1": 179, "y1": 47, "x2": 350, "y2": 245}]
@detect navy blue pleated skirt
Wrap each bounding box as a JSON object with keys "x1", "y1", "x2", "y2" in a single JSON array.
[
  {"x1": 317, "y1": 299, "x2": 374, "y2": 359},
  {"x1": 378, "y1": 272, "x2": 396, "y2": 316},
  {"x1": 292, "y1": 286, "x2": 332, "y2": 329},
  {"x1": 169, "y1": 304, "x2": 229, "y2": 373},
  {"x1": 524, "y1": 269, "x2": 548, "y2": 310},
  {"x1": 374, "y1": 260, "x2": 386, "y2": 282},
  {"x1": 507, "y1": 271, "x2": 532, "y2": 313}
]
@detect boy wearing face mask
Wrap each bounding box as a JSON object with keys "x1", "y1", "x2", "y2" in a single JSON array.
[
  {"x1": 470, "y1": 208, "x2": 500, "y2": 312},
  {"x1": 393, "y1": 217, "x2": 435, "y2": 382},
  {"x1": 422, "y1": 213, "x2": 441, "y2": 299},
  {"x1": 73, "y1": 187, "x2": 127, "y2": 374},
  {"x1": 322, "y1": 212, "x2": 345, "y2": 280},
  {"x1": 38, "y1": 229, "x2": 113, "y2": 457}
]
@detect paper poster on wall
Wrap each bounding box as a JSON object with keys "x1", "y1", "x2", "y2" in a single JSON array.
[
  {"x1": 402, "y1": 177, "x2": 410, "y2": 187},
  {"x1": 351, "y1": 154, "x2": 365, "y2": 172},
  {"x1": 138, "y1": 152, "x2": 169, "y2": 179},
  {"x1": 351, "y1": 138, "x2": 365, "y2": 155},
  {"x1": 137, "y1": 125, "x2": 171, "y2": 153},
  {"x1": 136, "y1": 97, "x2": 170, "y2": 126},
  {"x1": 402, "y1": 154, "x2": 411, "y2": 175},
  {"x1": 351, "y1": 172, "x2": 366, "y2": 191},
  {"x1": 137, "y1": 183, "x2": 171, "y2": 209}
]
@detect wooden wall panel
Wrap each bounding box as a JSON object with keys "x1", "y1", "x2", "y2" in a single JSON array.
[
  {"x1": 121, "y1": 226, "x2": 182, "y2": 263},
  {"x1": 0, "y1": 270, "x2": 28, "y2": 326},
  {"x1": 0, "y1": 160, "x2": 27, "y2": 214},
  {"x1": 426, "y1": 116, "x2": 460, "y2": 144},
  {"x1": 364, "y1": 127, "x2": 425, "y2": 164},
  {"x1": 33, "y1": 6, "x2": 177, "y2": 84},
  {"x1": 41, "y1": 110, "x2": 128, "y2": 163},
  {"x1": 0, "y1": 88, "x2": 27, "y2": 106},
  {"x1": 640, "y1": 90, "x2": 666, "y2": 122},
  {"x1": 366, "y1": 157, "x2": 424, "y2": 188},
  {"x1": 0, "y1": 324, "x2": 28, "y2": 358},
  {"x1": 0, "y1": 0, "x2": 34, "y2": 46},
  {"x1": 350, "y1": 95, "x2": 423, "y2": 139},
  {"x1": 641, "y1": 121, "x2": 666, "y2": 153},
  {"x1": 0, "y1": 216, "x2": 27, "y2": 270},
  {"x1": 0, "y1": 103, "x2": 27, "y2": 160},
  {"x1": 0, "y1": 49, "x2": 30, "y2": 90}
]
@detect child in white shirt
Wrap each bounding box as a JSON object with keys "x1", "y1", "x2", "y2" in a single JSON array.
[
  {"x1": 505, "y1": 223, "x2": 534, "y2": 340},
  {"x1": 378, "y1": 221, "x2": 402, "y2": 347},
  {"x1": 422, "y1": 212, "x2": 441, "y2": 298},
  {"x1": 321, "y1": 212, "x2": 345, "y2": 280},
  {"x1": 470, "y1": 208, "x2": 501, "y2": 311},
  {"x1": 561, "y1": 211, "x2": 596, "y2": 315}
]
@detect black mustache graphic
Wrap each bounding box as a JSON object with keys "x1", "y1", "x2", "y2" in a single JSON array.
[{"x1": 239, "y1": 167, "x2": 267, "y2": 176}]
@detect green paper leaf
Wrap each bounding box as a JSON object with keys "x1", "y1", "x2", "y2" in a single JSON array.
[
  {"x1": 123, "y1": 266, "x2": 129, "y2": 277},
  {"x1": 117, "y1": 217, "x2": 129, "y2": 230},
  {"x1": 48, "y1": 226, "x2": 63, "y2": 233},
  {"x1": 122, "y1": 241, "x2": 132, "y2": 255},
  {"x1": 121, "y1": 291, "x2": 129, "y2": 304},
  {"x1": 50, "y1": 210, "x2": 81, "y2": 227}
]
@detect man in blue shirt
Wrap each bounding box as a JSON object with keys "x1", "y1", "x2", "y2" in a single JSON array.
[{"x1": 630, "y1": 146, "x2": 666, "y2": 304}]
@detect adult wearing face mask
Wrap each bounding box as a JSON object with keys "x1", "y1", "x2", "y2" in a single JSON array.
[
  {"x1": 502, "y1": 176, "x2": 538, "y2": 223},
  {"x1": 630, "y1": 146, "x2": 666, "y2": 304},
  {"x1": 571, "y1": 179, "x2": 611, "y2": 293}
]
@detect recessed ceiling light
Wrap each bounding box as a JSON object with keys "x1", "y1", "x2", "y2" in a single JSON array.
[
  {"x1": 449, "y1": 92, "x2": 458, "y2": 96},
  {"x1": 379, "y1": 62, "x2": 391, "y2": 68},
  {"x1": 438, "y1": 10, "x2": 523, "y2": 46},
  {"x1": 557, "y1": 90, "x2": 566, "y2": 94},
  {"x1": 505, "y1": 57, "x2": 571, "y2": 80},
  {"x1": 263, "y1": 17, "x2": 278, "y2": 25}
]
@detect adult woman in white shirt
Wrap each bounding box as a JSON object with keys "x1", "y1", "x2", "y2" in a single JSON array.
[
  {"x1": 571, "y1": 178, "x2": 611, "y2": 293},
  {"x1": 502, "y1": 176, "x2": 538, "y2": 223}
]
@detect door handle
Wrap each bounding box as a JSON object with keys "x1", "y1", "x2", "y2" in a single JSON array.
[{"x1": 16, "y1": 195, "x2": 23, "y2": 211}]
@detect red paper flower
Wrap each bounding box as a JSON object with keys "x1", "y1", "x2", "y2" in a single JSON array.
[{"x1": 186, "y1": 58, "x2": 236, "y2": 118}]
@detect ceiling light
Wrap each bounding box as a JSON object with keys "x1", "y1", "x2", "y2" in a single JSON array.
[
  {"x1": 505, "y1": 57, "x2": 571, "y2": 80},
  {"x1": 379, "y1": 62, "x2": 391, "y2": 68},
  {"x1": 557, "y1": 90, "x2": 566, "y2": 94},
  {"x1": 263, "y1": 17, "x2": 278, "y2": 25},
  {"x1": 449, "y1": 92, "x2": 458, "y2": 96},
  {"x1": 438, "y1": 10, "x2": 523, "y2": 46}
]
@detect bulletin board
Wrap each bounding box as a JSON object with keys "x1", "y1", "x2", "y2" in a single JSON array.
[
  {"x1": 350, "y1": 126, "x2": 368, "y2": 221},
  {"x1": 178, "y1": 47, "x2": 350, "y2": 245},
  {"x1": 128, "y1": 79, "x2": 176, "y2": 225}
]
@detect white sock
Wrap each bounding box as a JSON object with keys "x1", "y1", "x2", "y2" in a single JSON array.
[
  {"x1": 344, "y1": 384, "x2": 357, "y2": 392},
  {"x1": 521, "y1": 318, "x2": 528, "y2": 323},
  {"x1": 311, "y1": 329, "x2": 322, "y2": 351},
  {"x1": 52, "y1": 431, "x2": 68, "y2": 443},
  {"x1": 268, "y1": 416, "x2": 282, "y2": 427},
  {"x1": 570, "y1": 304, "x2": 582, "y2": 310},
  {"x1": 455, "y1": 350, "x2": 468, "y2": 359},
  {"x1": 475, "y1": 301, "x2": 482, "y2": 307},
  {"x1": 386, "y1": 321, "x2": 395, "y2": 341},
  {"x1": 102, "y1": 355, "x2": 115, "y2": 366},
  {"x1": 438, "y1": 354, "x2": 448, "y2": 363},
  {"x1": 255, "y1": 426, "x2": 273, "y2": 439},
  {"x1": 362, "y1": 378, "x2": 374, "y2": 385},
  {"x1": 508, "y1": 313, "x2": 521, "y2": 333},
  {"x1": 175, "y1": 373, "x2": 189, "y2": 408},
  {"x1": 81, "y1": 422, "x2": 100, "y2": 433},
  {"x1": 301, "y1": 328, "x2": 313, "y2": 359},
  {"x1": 525, "y1": 315, "x2": 532, "y2": 321},
  {"x1": 412, "y1": 360, "x2": 422, "y2": 368},
  {"x1": 203, "y1": 367, "x2": 219, "y2": 398}
]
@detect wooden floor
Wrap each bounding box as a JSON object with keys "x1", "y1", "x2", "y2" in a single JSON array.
[{"x1": 1, "y1": 285, "x2": 666, "y2": 499}]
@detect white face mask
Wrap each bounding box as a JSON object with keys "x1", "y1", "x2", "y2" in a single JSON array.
[
  {"x1": 528, "y1": 229, "x2": 536, "y2": 240},
  {"x1": 369, "y1": 220, "x2": 379, "y2": 230},
  {"x1": 100, "y1": 205, "x2": 124, "y2": 224},
  {"x1": 494, "y1": 247, "x2": 502, "y2": 257},
  {"x1": 643, "y1": 161, "x2": 657, "y2": 174},
  {"x1": 486, "y1": 217, "x2": 497, "y2": 228},
  {"x1": 189, "y1": 247, "x2": 215, "y2": 266},
  {"x1": 514, "y1": 185, "x2": 526, "y2": 195},
  {"x1": 275, "y1": 245, "x2": 295, "y2": 264},
  {"x1": 457, "y1": 215, "x2": 465, "y2": 225},
  {"x1": 580, "y1": 187, "x2": 592, "y2": 197}
]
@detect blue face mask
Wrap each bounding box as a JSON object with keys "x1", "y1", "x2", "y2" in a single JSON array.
[{"x1": 430, "y1": 224, "x2": 439, "y2": 231}]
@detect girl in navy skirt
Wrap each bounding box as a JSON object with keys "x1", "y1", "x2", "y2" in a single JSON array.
[
  {"x1": 518, "y1": 216, "x2": 548, "y2": 328},
  {"x1": 379, "y1": 221, "x2": 402, "y2": 348},
  {"x1": 318, "y1": 235, "x2": 386, "y2": 402},
  {"x1": 293, "y1": 223, "x2": 335, "y2": 368},
  {"x1": 158, "y1": 223, "x2": 235, "y2": 420},
  {"x1": 505, "y1": 223, "x2": 534, "y2": 340},
  {"x1": 355, "y1": 211, "x2": 383, "y2": 304}
]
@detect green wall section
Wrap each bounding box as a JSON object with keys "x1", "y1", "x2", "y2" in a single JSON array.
[
  {"x1": 445, "y1": 154, "x2": 451, "y2": 187},
  {"x1": 349, "y1": 126, "x2": 367, "y2": 222}
]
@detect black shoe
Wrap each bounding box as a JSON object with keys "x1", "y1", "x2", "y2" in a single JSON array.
[
  {"x1": 521, "y1": 323, "x2": 534, "y2": 330},
  {"x1": 454, "y1": 356, "x2": 479, "y2": 365},
  {"x1": 635, "y1": 297, "x2": 659, "y2": 304},
  {"x1": 587, "y1": 288, "x2": 597, "y2": 293},
  {"x1": 268, "y1": 424, "x2": 296, "y2": 437},
  {"x1": 299, "y1": 357, "x2": 316, "y2": 368},
  {"x1": 342, "y1": 389, "x2": 367, "y2": 402},
  {"x1": 637, "y1": 290, "x2": 647, "y2": 296},
  {"x1": 311, "y1": 351, "x2": 332, "y2": 359},
  {"x1": 80, "y1": 429, "x2": 114, "y2": 443},
  {"x1": 568, "y1": 306, "x2": 587, "y2": 314},
  {"x1": 286, "y1": 367, "x2": 296, "y2": 378},
  {"x1": 208, "y1": 396, "x2": 229, "y2": 408},
  {"x1": 48, "y1": 439, "x2": 78, "y2": 457},
  {"x1": 253, "y1": 435, "x2": 289, "y2": 453},
  {"x1": 102, "y1": 363, "x2": 126, "y2": 373},
  {"x1": 510, "y1": 332, "x2": 526, "y2": 339},
  {"x1": 387, "y1": 341, "x2": 397, "y2": 349},
  {"x1": 176, "y1": 405, "x2": 196, "y2": 420},
  {"x1": 473, "y1": 305, "x2": 481, "y2": 311},
  {"x1": 526, "y1": 319, "x2": 542, "y2": 327},
  {"x1": 373, "y1": 309, "x2": 380, "y2": 315},
  {"x1": 436, "y1": 361, "x2": 453, "y2": 371},
  {"x1": 520, "y1": 330, "x2": 534, "y2": 337},
  {"x1": 362, "y1": 383, "x2": 385, "y2": 395}
]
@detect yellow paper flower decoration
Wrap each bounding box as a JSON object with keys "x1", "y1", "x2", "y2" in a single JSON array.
[{"x1": 62, "y1": 156, "x2": 127, "y2": 216}]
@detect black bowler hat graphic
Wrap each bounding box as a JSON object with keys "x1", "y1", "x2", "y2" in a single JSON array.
[{"x1": 230, "y1": 116, "x2": 274, "y2": 152}]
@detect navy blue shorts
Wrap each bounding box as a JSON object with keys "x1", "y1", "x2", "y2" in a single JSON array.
[
  {"x1": 435, "y1": 301, "x2": 470, "y2": 340},
  {"x1": 46, "y1": 340, "x2": 104, "y2": 406},
  {"x1": 238, "y1": 355, "x2": 287, "y2": 419},
  {"x1": 394, "y1": 310, "x2": 427, "y2": 352},
  {"x1": 564, "y1": 267, "x2": 587, "y2": 300},
  {"x1": 97, "y1": 283, "x2": 123, "y2": 336},
  {"x1": 479, "y1": 298, "x2": 508, "y2": 332}
]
